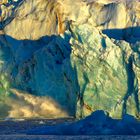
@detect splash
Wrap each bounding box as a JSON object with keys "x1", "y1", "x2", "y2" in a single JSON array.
[{"x1": 0, "y1": 89, "x2": 69, "y2": 119}]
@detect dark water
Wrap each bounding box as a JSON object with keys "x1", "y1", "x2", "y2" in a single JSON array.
[
  {"x1": 0, "y1": 118, "x2": 75, "y2": 135},
  {"x1": 0, "y1": 135, "x2": 140, "y2": 140},
  {"x1": 0, "y1": 118, "x2": 140, "y2": 140}
]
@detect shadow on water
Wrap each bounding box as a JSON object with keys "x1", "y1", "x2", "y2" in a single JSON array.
[{"x1": 102, "y1": 26, "x2": 140, "y2": 43}]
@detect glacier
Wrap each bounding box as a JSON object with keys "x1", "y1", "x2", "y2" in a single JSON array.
[{"x1": 0, "y1": 0, "x2": 140, "y2": 120}]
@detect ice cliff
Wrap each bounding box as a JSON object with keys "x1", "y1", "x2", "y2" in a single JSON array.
[{"x1": 0, "y1": 0, "x2": 140, "y2": 119}]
